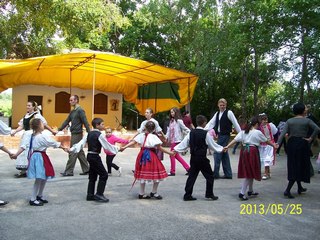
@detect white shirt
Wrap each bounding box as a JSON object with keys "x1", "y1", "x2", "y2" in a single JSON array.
[
  {"x1": 137, "y1": 118, "x2": 162, "y2": 133},
  {"x1": 174, "y1": 127, "x2": 223, "y2": 153},
  {"x1": 0, "y1": 120, "x2": 11, "y2": 135},
  {"x1": 134, "y1": 133, "x2": 162, "y2": 148},
  {"x1": 20, "y1": 132, "x2": 60, "y2": 151},
  {"x1": 234, "y1": 129, "x2": 267, "y2": 146},
  {"x1": 70, "y1": 130, "x2": 118, "y2": 154},
  {"x1": 204, "y1": 110, "x2": 241, "y2": 133}
]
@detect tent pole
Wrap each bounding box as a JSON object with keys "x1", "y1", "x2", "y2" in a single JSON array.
[
  {"x1": 187, "y1": 77, "x2": 191, "y2": 113},
  {"x1": 92, "y1": 57, "x2": 96, "y2": 120},
  {"x1": 155, "y1": 83, "x2": 157, "y2": 113},
  {"x1": 69, "y1": 69, "x2": 72, "y2": 95}
]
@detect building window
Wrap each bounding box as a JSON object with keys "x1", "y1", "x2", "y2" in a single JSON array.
[
  {"x1": 55, "y1": 92, "x2": 70, "y2": 113},
  {"x1": 94, "y1": 94, "x2": 108, "y2": 114}
]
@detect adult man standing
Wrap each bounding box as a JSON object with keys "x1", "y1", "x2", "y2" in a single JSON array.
[
  {"x1": 205, "y1": 98, "x2": 241, "y2": 179},
  {"x1": 59, "y1": 95, "x2": 91, "y2": 176}
]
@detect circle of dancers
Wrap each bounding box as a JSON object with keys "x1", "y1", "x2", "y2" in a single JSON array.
[{"x1": 1, "y1": 97, "x2": 319, "y2": 207}]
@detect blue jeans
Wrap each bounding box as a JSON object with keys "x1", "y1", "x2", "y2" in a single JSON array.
[{"x1": 213, "y1": 134, "x2": 232, "y2": 178}]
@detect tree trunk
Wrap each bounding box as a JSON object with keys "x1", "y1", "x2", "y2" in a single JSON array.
[{"x1": 253, "y1": 49, "x2": 260, "y2": 115}]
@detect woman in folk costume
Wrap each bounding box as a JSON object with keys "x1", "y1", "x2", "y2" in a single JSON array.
[
  {"x1": 12, "y1": 119, "x2": 68, "y2": 206},
  {"x1": 224, "y1": 116, "x2": 277, "y2": 200},
  {"x1": 258, "y1": 113, "x2": 278, "y2": 180},
  {"x1": 277, "y1": 103, "x2": 320, "y2": 199},
  {"x1": 121, "y1": 121, "x2": 173, "y2": 200},
  {"x1": 11, "y1": 101, "x2": 57, "y2": 178}
]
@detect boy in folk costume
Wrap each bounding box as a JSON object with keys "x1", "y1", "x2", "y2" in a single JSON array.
[
  {"x1": 258, "y1": 113, "x2": 278, "y2": 180},
  {"x1": 174, "y1": 115, "x2": 224, "y2": 201},
  {"x1": 71, "y1": 118, "x2": 119, "y2": 203}
]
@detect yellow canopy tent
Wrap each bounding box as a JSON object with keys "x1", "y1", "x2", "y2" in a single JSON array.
[{"x1": 0, "y1": 51, "x2": 198, "y2": 114}]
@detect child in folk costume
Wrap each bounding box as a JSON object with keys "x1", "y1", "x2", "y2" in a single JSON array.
[
  {"x1": 224, "y1": 116, "x2": 277, "y2": 200},
  {"x1": 131, "y1": 108, "x2": 166, "y2": 161},
  {"x1": 174, "y1": 115, "x2": 224, "y2": 201},
  {"x1": 258, "y1": 113, "x2": 278, "y2": 180},
  {"x1": 121, "y1": 121, "x2": 173, "y2": 200},
  {"x1": 104, "y1": 127, "x2": 129, "y2": 176},
  {"x1": 70, "y1": 118, "x2": 119, "y2": 203},
  {"x1": 12, "y1": 119, "x2": 69, "y2": 206}
]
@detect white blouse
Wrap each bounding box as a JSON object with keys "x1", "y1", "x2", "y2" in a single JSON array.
[
  {"x1": 134, "y1": 133, "x2": 162, "y2": 148},
  {"x1": 137, "y1": 118, "x2": 162, "y2": 133},
  {"x1": 20, "y1": 131, "x2": 60, "y2": 151},
  {"x1": 18, "y1": 111, "x2": 47, "y2": 127},
  {"x1": 234, "y1": 129, "x2": 267, "y2": 146},
  {"x1": 0, "y1": 120, "x2": 11, "y2": 135}
]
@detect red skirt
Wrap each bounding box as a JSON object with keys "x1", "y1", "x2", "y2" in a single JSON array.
[
  {"x1": 134, "y1": 148, "x2": 168, "y2": 181},
  {"x1": 37, "y1": 151, "x2": 55, "y2": 177},
  {"x1": 238, "y1": 146, "x2": 261, "y2": 181}
]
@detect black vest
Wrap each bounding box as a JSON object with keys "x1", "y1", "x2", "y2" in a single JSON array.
[
  {"x1": 214, "y1": 110, "x2": 232, "y2": 135},
  {"x1": 190, "y1": 129, "x2": 208, "y2": 157},
  {"x1": 87, "y1": 130, "x2": 102, "y2": 153},
  {"x1": 23, "y1": 112, "x2": 37, "y2": 130}
]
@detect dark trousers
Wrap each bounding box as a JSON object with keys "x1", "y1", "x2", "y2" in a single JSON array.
[
  {"x1": 184, "y1": 156, "x2": 215, "y2": 198},
  {"x1": 106, "y1": 155, "x2": 119, "y2": 173},
  {"x1": 87, "y1": 154, "x2": 108, "y2": 195}
]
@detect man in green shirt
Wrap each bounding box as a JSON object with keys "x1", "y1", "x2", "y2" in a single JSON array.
[{"x1": 59, "y1": 95, "x2": 91, "y2": 176}]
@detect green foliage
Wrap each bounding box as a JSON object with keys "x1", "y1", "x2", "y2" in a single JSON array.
[{"x1": 0, "y1": 93, "x2": 12, "y2": 116}]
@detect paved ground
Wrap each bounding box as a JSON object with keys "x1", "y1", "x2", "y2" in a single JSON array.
[{"x1": 1, "y1": 146, "x2": 320, "y2": 240}]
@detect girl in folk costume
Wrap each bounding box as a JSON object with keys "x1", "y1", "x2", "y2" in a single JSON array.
[
  {"x1": 166, "y1": 107, "x2": 190, "y2": 176},
  {"x1": 11, "y1": 101, "x2": 57, "y2": 178},
  {"x1": 12, "y1": 119, "x2": 68, "y2": 206},
  {"x1": 224, "y1": 116, "x2": 277, "y2": 200},
  {"x1": 258, "y1": 113, "x2": 278, "y2": 180},
  {"x1": 131, "y1": 107, "x2": 166, "y2": 160},
  {"x1": 121, "y1": 121, "x2": 173, "y2": 200}
]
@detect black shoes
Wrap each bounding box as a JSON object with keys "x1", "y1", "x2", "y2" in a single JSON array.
[
  {"x1": 150, "y1": 192, "x2": 163, "y2": 200},
  {"x1": 168, "y1": 172, "x2": 175, "y2": 176},
  {"x1": 238, "y1": 193, "x2": 248, "y2": 201},
  {"x1": 284, "y1": 191, "x2": 295, "y2": 199},
  {"x1": 14, "y1": 172, "x2": 27, "y2": 178},
  {"x1": 221, "y1": 175, "x2": 232, "y2": 179},
  {"x1": 183, "y1": 196, "x2": 197, "y2": 201},
  {"x1": 94, "y1": 194, "x2": 109, "y2": 203},
  {"x1": 79, "y1": 171, "x2": 89, "y2": 175},
  {"x1": 0, "y1": 200, "x2": 9, "y2": 206},
  {"x1": 247, "y1": 191, "x2": 259, "y2": 196},
  {"x1": 36, "y1": 196, "x2": 48, "y2": 204},
  {"x1": 205, "y1": 195, "x2": 219, "y2": 201},
  {"x1": 86, "y1": 195, "x2": 95, "y2": 201},
  {"x1": 29, "y1": 200, "x2": 44, "y2": 206},
  {"x1": 298, "y1": 187, "x2": 307, "y2": 194},
  {"x1": 138, "y1": 194, "x2": 151, "y2": 199},
  {"x1": 60, "y1": 172, "x2": 74, "y2": 177}
]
